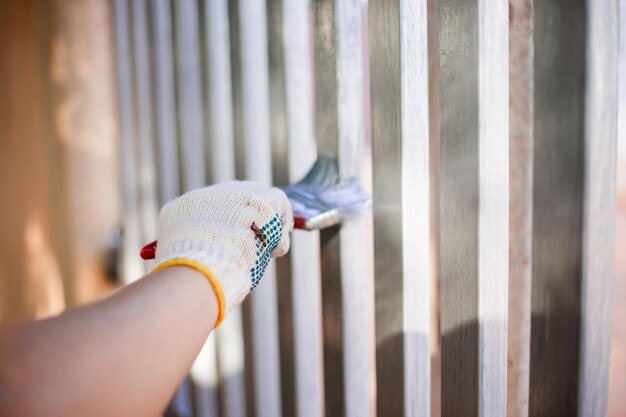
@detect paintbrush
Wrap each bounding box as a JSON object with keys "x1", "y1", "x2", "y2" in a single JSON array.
[{"x1": 139, "y1": 155, "x2": 370, "y2": 260}]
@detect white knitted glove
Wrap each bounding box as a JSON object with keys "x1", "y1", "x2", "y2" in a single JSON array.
[{"x1": 152, "y1": 181, "x2": 293, "y2": 328}]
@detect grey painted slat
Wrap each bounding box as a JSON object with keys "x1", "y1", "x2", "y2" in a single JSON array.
[
  {"x1": 200, "y1": 1, "x2": 247, "y2": 417},
  {"x1": 508, "y1": 1, "x2": 533, "y2": 416},
  {"x1": 281, "y1": 1, "x2": 324, "y2": 416},
  {"x1": 476, "y1": 2, "x2": 509, "y2": 415},
  {"x1": 228, "y1": 0, "x2": 247, "y2": 183},
  {"x1": 231, "y1": 1, "x2": 283, "y2": 416},
  {"x1": 369, "y1": 0, "x2": 431, "y2": 416},
  {"x1": 313, "y1": 1, "x2": 375, "y2": 416},
  {"x1": 289, "y1": 233, "x2": 324, "y2": 417},
  {"x1": 130, "y1": 0, "x2": 159, "y2": 244},
  {"x1": 438, "y1": 0, "x2": 509, "y2": 415},
  {"x1": 173, "y1": 0, "x2": 206, "y2": 191},
  {"x1": 529, "y1": 0, "x2": 586, "y2": 415},
  {"x1": 267, "y1": 1, "x2": 325, "y2": 416},
  {"x1": 113, "y1": 0, "x2": 143, "y2": 283},
  {"x1": 151, "y1": 0, "x2": 179, "y2": 205},
  {"x1": 267, "y1": 0, "x2": 289, "y2": 188},
  {"x1": 203, "y1": 0, "x2": 236, "y2": 185},
  {"x1": 578, "y1": 0, "x2": 619, "y2": 415}
]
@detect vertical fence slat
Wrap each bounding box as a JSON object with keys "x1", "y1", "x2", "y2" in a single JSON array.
[
  {"x1": 529, "y1": 0, "x2": 586, "y2": 415},
  {"x1": 369, "y1": 0, "x2": 431, "y2": 416},
  {"x1": 282, "y1": 1, "x2": 325, "y2": 416},
  {"x1": 173, "y1": 0, "x2": 205, "y2": 191},
  {"x1": 476, "y1": 2, "x2": 509, "y2": 415},
  {"x1": 203, "y1": 0, "x2": 236, "y2": 185},
  {"x1": 130, "y1": 0, "x2": 159, "y2": 244},
  {"x1": 266, "y1": 2, "x2": 296, "y2": 415},
  {"x1": 201, "y1": 1, "x2": 248, "y2": 417},
  {"x1": 151, "y1": 0, "x2": 179, "y2": 205},
  {"x1": 313, "y1": 1, "x2": 375, "y2": 416},
  {"x1": 113, "y1": 0, "x2": 143, "y2": 284},
  {"x1": 231, "y1": 1, "x2": 283, "y2": 416},
  {"x1": 508, "y1": 0, "x2": 533, "y2": 416},
  {"x1": 578, "y1": 0, "x2": 618, "y2": 414},
  {"x1": 226, "y1": 4, "x2": 258, "y2": 417},
  {"x1": 438, "y1": 0, "x2": 509, "y2": 415}
]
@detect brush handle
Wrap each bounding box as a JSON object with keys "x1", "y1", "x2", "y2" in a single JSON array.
[
  {"x1": 139, "y1": 216, "x2": 307, "y2": 260},
  {"x1": 140, "y1": 240, "x2": 158, "y2": 260}
]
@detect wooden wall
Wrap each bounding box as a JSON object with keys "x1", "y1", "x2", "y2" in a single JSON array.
[{"x1": 0, "y1": 0, "x2": 121, "y2": 323}]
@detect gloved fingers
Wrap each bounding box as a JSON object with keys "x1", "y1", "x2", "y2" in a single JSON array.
[
  {"x1": 171, "y1": 180, "x2": 294, "y2": 258},
  {"x1": 216, "y1": 181, "x2": 294, "y2": 256}
]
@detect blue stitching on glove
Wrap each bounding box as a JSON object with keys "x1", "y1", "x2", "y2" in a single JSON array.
[{"x1": 250, "y1": 213, "x2": 283, "y2": 290}]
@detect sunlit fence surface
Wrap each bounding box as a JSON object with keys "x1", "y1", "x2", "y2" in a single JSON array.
[{"x1": 112, "y1": 0, "x2": 618, "y2": 416}]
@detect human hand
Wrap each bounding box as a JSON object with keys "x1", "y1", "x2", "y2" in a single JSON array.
[{"x1": 152, "y1": 181, "x2": 293, "y2": 327}]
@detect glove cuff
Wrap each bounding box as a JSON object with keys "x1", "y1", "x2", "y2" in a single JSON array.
[
  {"x1": 152, "y1": 248, "x2": 250, "y2": 328},
  {"x1": 152, "y1": 258, "x2": 225, "y2": 328}
]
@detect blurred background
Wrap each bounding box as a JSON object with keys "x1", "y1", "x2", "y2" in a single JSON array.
[{"x1": 0, "y1": 0, "x2": 624, "y2": 416}]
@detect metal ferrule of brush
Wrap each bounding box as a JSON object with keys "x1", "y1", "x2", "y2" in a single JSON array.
[{"x1": 299, "y1": 208, "x2": 343, "y2": 230}]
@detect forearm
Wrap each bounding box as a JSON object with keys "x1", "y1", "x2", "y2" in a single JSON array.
[
  {"x1": 0, "y1": 181, "x2": 293, "y2": 416},
  {"x1": 0, "y1": 266, "x2": 218, "y2": 417}
]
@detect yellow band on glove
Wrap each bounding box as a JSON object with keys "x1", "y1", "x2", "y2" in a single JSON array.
[{"x1": 152, "y1": 258, "x2": 226, "y2": 328}]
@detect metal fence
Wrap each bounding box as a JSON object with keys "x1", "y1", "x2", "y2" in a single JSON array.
[{"x1": 112, "y1": 0, "x2": 618, "y2": 416}]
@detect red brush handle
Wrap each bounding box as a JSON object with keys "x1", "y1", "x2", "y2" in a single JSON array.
[
  {"x1": 140, "y1": 218, "x2": 306, "y2": 260},
  {"x1": 140, "y1": 240, "x2": 157, "y2": 260},
  {"x1": 293, "y1": 215, "x2": 306, "y2": 230}
]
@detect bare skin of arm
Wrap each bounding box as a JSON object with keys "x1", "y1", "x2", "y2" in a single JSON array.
[{"x1": 0, "y1": 266, "x2": 218, "y2": 417}]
